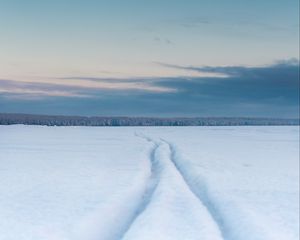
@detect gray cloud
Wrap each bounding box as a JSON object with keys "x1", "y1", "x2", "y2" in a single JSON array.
[
  {"x1": 0, "y1": 79, "x2": 97, "y2": 98},
  {"x1": 1, "y1": 60, "x2": 299, "y2": 117},
  {"x1": 156, "y1": 60, "x2": 299, "y2": 103},
  {"x1": 153, "y1": 37, "x2": 173, "y2": 45},
  {"x1": 58, "y1": 77, "x2": 122, "y2": 83},
  {"x1": 178, "y1": 16, "x2": 298, "y2": 33},
  {"x1": 58, "y1": 76, "x2": 148, "y2": 83}
]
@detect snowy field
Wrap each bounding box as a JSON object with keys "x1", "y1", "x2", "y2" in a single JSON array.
[{"x1": 0, "y1": 125, "x2": 299, "y2": 240}]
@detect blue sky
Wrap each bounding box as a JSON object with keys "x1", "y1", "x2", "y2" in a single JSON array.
[{"x1": 0, "y1": 0, "x2": 299, "y2": 117}]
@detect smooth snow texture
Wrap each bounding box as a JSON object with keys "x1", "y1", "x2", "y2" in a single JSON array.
[{"x1": 0, "y1": 126, "x2": 299, "y2": 240}]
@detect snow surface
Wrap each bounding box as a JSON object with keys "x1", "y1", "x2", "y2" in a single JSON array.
[{"x1": 0, "y1": 125, "x2": 299, "y2": 240}]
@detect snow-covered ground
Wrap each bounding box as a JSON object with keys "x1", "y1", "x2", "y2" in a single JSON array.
[{"x1": 0, "y1": 126, "x2": 299, "y2": 240}]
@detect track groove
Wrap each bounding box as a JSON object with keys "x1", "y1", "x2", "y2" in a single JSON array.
[
  {"x1": 118, "y1": 134, "x2": 162, "y2": 239},
  {"x1": 161, "y1": 138, "x2": 230, "y2": 240},
  {"x1": 122, "y1": 133, "x2": 227, "y2": 240}
]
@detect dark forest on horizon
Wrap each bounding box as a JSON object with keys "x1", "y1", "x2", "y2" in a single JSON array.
[{"x1": 0, "y1": 113, "x2": 299, "y2": 126}]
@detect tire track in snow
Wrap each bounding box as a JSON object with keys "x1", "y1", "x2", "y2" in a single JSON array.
[
  {"x1": 122, "y1": 133, "x2": 224, "y2": 240},
  {"x1": 117, "y1": 133, "x2": 162, "y2": 239},
  {"x1": 73, "y1": 133, "x2": 161, "y2": 240},
  {"x1": 160, "y1": 138, "x2": 231, "y2": 240}
]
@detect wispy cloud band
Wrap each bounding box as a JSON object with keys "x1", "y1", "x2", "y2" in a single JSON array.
[{"x1": 0, "y1": 60, "x2": 299, "y2": 117}]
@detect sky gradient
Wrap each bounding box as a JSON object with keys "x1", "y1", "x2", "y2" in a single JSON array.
[{"x1": 0, "y1": 0, "x2": 299, "y2": 117}]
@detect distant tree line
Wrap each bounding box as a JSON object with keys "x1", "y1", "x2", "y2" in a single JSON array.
[{"x1": 0, "y1": 113, "x2": 299, "y2": 126}]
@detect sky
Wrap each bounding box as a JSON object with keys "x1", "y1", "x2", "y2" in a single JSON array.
[{"x1": 0, "y1": 0, "x2": 299, "y2": 117}]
